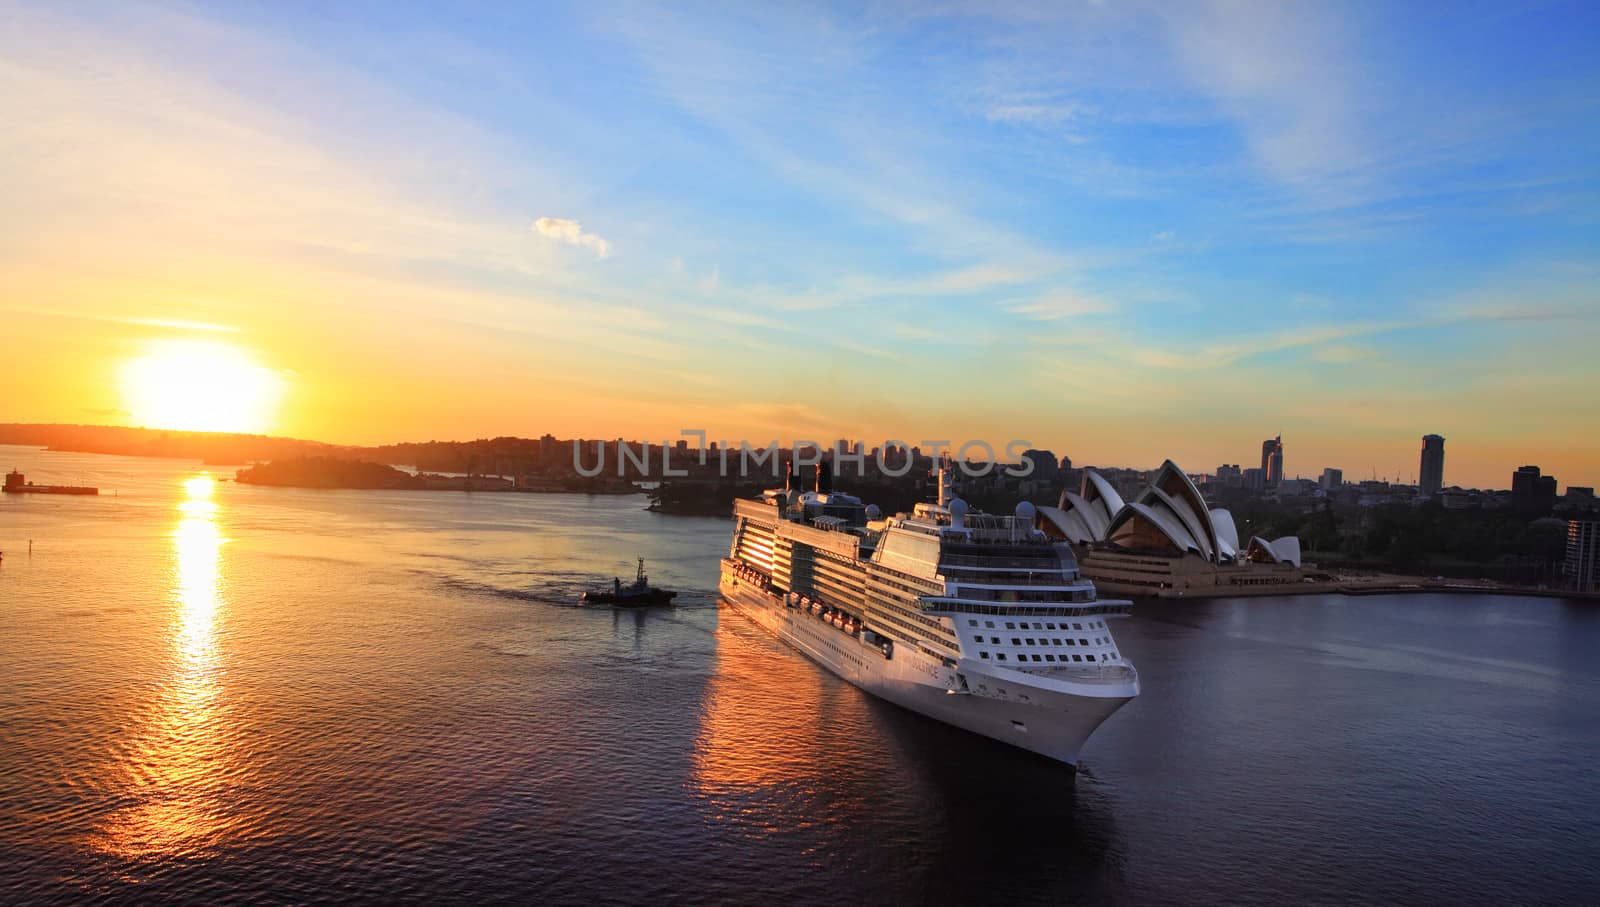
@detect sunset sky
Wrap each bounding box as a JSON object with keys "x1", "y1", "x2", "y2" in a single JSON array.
[{"x1": 3, "y1": 1, "x2": 1597, "y2": 489}]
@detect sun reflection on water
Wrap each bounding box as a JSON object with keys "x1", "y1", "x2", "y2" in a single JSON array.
[{"x1": 87, "y1": 474, "x2": 242, "y2": 859}]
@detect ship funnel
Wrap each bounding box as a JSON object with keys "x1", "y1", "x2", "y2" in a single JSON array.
[
  {"x1": 937, "y1": 457, "x2": 955, "y2": 507},
  {"x1": 815, "y1": 462, "x2": 833, "y2": 494},
  {"x1": 786, "y1": 458, "x2": 800, "y2": 492}
]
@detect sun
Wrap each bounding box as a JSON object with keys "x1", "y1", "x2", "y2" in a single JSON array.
[{"x1": 121, "y1": 340, "x2": 286, "y2": 434}]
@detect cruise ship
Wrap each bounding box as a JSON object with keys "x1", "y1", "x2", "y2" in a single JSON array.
[{"x1": 719, "y1": 463, "x2": 1139, "y2": 768}]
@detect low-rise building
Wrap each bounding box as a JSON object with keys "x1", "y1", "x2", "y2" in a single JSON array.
[{"x1": 1277, "y1": 478, "x2": 1314, "y2": 497}]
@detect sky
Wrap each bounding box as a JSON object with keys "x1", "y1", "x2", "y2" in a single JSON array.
[{"x1": 1, "y1": 0, "x2": 1598, "y2": 489}]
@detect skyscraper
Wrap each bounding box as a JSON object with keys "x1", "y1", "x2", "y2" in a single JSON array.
[
  {"x1": 1419, "y1": 434, "x2": 1445, "y2": 496},
  {"x1": 1319, "y1": 467, "x2": 1343, "y2": 491},
  {"x1": 1260, "y1": 436, "x2": 1284, "y2": 486}
]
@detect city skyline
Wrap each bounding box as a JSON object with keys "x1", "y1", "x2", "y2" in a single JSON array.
[
  {"x1": 2, "y1": 422, "x2": 1570, "y2": 494},
  {"x1": 3, "y1": 2, "x2": 1598, "y2": 491}
]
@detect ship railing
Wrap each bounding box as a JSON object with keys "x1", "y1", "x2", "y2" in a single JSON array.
[
  {"x1": 1026, "y1": 663, "x2": 1138, "y2": 685},
  {"x1": 733, "y1": 498, "x2": 782, "y2": 522},
  {"x1": 924, "y1": 599, "x2": 1134, "y2": 618},
  {"x1": 938, "y1": 554, "x2": 1065, "y2": 570},
  {"x1": 940, "y1": 573, "x2": 1094, "y2": 589},
  {"x1": 934, "y1": 591, "x2": 1100, "y2": 607}
]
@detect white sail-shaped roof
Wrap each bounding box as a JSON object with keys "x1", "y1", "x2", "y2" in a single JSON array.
[
  {"x1": 1143, "y1": 485, "x2": 1215, "y2": 562},
  {"x1": 1246, "y1": 536, "x2": 1303, "y2": 567},
  {"x1": 1209, "y1": 508, "x2": 1240, "y2": 558},
  {"x1": 1057, "y1": 490, "x2": 1111, "y2": 538},
  {"x1": 1036, "y1": 505, "x2": 1097, "y2": 544},
  {"x1": 1145, "y1": 460, "x2": 1218, "y2": 562},
  {"x1": 1083, "y1": 471, "x2": 1125, "y2": 519},
  {"x1": 1105, "y1": 501, "x2": 1203, "y2": 555},
  {"x1": 1044, "y1": 461, "x2": 1290, "y2": 568}
]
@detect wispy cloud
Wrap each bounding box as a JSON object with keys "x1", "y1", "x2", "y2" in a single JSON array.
[
  {"x1": 2, "y1": 2, "x2": 1595, "y2": 485},
  {"x1": 728, "y1": 261, "x2": 1059, "y2": 313},
  {"x1": 697, "y1": 265, "x2": 720, "y2": 294},
  {"x1": 1004, "y1": 289, "x2": 1113, "y2": 321},
  {"x1": 532, "y1": 217, "x2": 612, "y2": 258},
  {"x1": 0, "y1": 306, "x2": 240, "y2": 334},
  {"x1": 985, "y1": 98, "x2": 1089, "y2": 127},
  {"x1": 123, "y1": 316, "x2": 241, "y2": 333},
  {"x1": 1158, "y1": 3, "x2": 1366, "y2": 190},
  {"x1": 1071, "y1": 274, "x2": 1600, "y2": 373},
  {"x1": 601, "y1": 5, "x2": 1087, "y2": 287},
  {"x1": 1313, "y1": 344, "x2": 1379, "y2": 364}
]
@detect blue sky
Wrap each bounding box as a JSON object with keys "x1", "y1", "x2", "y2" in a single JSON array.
[{"x1": 2, "y1": 0, "x2": 1597, "y2": 487}]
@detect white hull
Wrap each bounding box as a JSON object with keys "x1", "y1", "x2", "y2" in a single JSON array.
[{"x1": 719, "y1": 567, "x2": 1135, "y2": 767}]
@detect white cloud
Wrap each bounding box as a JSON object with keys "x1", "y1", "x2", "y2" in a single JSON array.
[
  {"x1": 985, "y1": 101, "x2": 1086, "y2": 126},
  {"x1": 1158, "y1": 3, "x2": 1365, "y2": 189},
  {"x1": 1005, "y1": 289, "x2": 1113, "y2": 321},
  {"x1": 533, "y1": 217, "x2": 612, "y2": 258}
]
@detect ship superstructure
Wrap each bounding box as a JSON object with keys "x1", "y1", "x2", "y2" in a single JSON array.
[{"x1": 719, "y1": 463, "x2": 1138, "y2": 767}]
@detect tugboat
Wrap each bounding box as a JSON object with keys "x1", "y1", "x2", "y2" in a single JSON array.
[{"x1": 581, "y1": 558, "x2": 677, "y2": 606}]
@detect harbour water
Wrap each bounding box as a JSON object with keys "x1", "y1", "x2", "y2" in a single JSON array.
[{"x1": 1, "y1": 445, "x2": 1596, "y2": 904}]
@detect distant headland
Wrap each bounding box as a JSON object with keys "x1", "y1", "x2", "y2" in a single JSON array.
[{"x1": 234, "y1": 457, "x2": 634, "y2": 494}]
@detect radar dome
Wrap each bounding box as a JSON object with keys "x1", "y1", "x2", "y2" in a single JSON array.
[
  {"x1": 1014, "y1": 501, "x2": 1037, "y2": 525},
  {"x1": 949, "y1": 497, "x2": 968, "y2": 529},
  {"x1": 865, "y1": 504, "x2": 882, "y2": 520}
]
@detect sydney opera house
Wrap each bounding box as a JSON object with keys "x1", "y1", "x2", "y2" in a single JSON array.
[{"x1": 1036, "y1": 460, "x2": 1305, "y2": 597}]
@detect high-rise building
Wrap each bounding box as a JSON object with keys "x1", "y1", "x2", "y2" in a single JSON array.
[
  {"x1": 1512, "y1": 465, "x2": 1558, "y2": 512},
  {"x1": 1565, "y1": 520, "x2": 1600, "y2": 593},
  {"x1": 1319, "y1": 468, "x2": 1343, "y2": 491},
  {"x1": 1419, "y1": 434, "x2": 1445, "y2": 496},
  {"x1": 1243, "y1": 467, "x2": 1265, "y2": 492},
  {"x1": 1260, "y1": 436, "x2": 1284, "y2": 486}
]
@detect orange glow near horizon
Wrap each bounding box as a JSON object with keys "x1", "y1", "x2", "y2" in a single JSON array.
[{"x1": 120, "y1": 339, "x2": 286, "y2": 435}]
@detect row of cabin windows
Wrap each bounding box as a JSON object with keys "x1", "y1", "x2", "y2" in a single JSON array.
[
  {"x1": 977, "y1": 635, "x2": 1100, "y2": 648},
  {"x1": 968, "y1": 618, "x2": 1106, "y2": 632},
  {"x1": 977, "y1": 651, "x2": 1122, "y2": 663}
]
